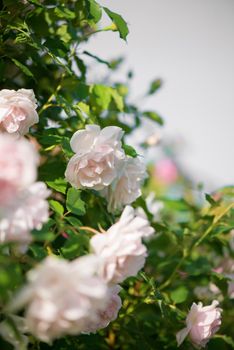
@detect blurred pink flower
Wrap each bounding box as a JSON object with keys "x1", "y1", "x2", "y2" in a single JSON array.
[
  {"x1": 0, "y1": 134, "x2": 38, "y2": 208},
  {"x1": 0, "y1": 89, "x2": 38, "y2": 135},
  {"x1": 90, "y1": 206, "x2": 154, "y2": 283},
  {"x1": 65, "y1": 125, "x2": 125, "y2": 191},
  {"x1": 155, "y1": 158, "x2": 178, "y2": 184},
  {"x1": 0, "y1": 182, "x2": 50, "y2": 245},
  {"x1": 176, "y1": 300, "x2": 222, "y2": 348},
  {"x1": 83, "y1": 285, "x2": 122, "y2": 333},
  {"x1": 9, "y1": 255, "x2": 110, "y2": 343}
]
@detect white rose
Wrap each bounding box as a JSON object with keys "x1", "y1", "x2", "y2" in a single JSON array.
[
  {"x1": 176, "y1": 300, "x2": 222, "y2": 348},
  {"x1": 0, "y1": 182, "x2": 50, "y2": 245},
  {"x1": 0, "y1": 89, "x2": 38, "y2": 135},
  {"x1": 101, "y1": 156, "x2": 147, "y2": 212},
  {"x1": 0, "y1": 134, "x2": 38, "y2": 209},
  {"x1": 83, "y1": 285, "x2": 122, "y2": 333},
  {"x1": 65, "y1": 124, "x2": 125, "y2": 190},
  {"x1": 90, "y1": 206, "x2": 154, "y2": 283},
  {"x1": 8, "y1": 255, "x2": 110, "y2": 343}
]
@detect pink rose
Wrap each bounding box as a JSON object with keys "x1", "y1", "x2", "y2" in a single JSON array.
[
  {"x1": 83, "y1": 285, "x2": 122, "y2": 333},
  {"x1": 155, "y1": 158, "x2": 178, "y2": 184},
  {"x1": 65, "y1": 125, "x2": 125, "y2": 190},
  {"x1": 9, "y1": 255, "x2": 110, "y2": 343},
  {"x1": 0, "y1": 89, "x2": 38, "y2": 135},
  {"x1": 176, "y1": 300, "x2": 222, "y2": 348},
  {"x1": 0, "y1": 134, "x2": 38, "y2": 208},
  {"x1": 102, "y1": 156, "x2": 147, "y2": 212},
  {"x1": 0, "y1": 182, "x2": 50, "y2": 244},
  {"x1": 90, "y1": 206, "x2": 154, "y2": 283}
]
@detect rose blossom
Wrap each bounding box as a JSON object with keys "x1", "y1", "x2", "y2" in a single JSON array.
[
  {"x1": 83, "y1": 285, "x2": 122, "y2": 333},
  {"x1": 65, "y1": 124, "x2": 125, "y2": 191},
  {"x1": 101, "y1": 156, "x2": 147, "y2": 212},
  {"x1": 0, "y1": 89, "x2": 38, "y2": 135},
  {"x1": 0, "y1": 134, "x2": 38, "y2": 208},
  {"x1": 90, "y1": 206, "x2": 154, "y2": 283},
  {"x1": 176, "y1": 300, "x2": 222, "y2": 348},
  {"x1": 0, "y1": 182, "x2": 50, "y2": 244},
  {"x1": 8, "y1": 255, "x2": 110, "y2": 343},
  {"x1": 155, "y1": 158, "x2": 178, "y2": 184}
]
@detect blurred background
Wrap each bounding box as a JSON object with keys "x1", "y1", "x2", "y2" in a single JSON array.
[{"x1": 83, "y1": 0, "x2": 234, "y2": 191}]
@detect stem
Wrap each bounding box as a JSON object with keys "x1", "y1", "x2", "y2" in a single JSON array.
[
  {"x1": 79, "y1": 226, "x2": 100, "y2": 235},
  {"x1": 159, "y1": 250, "x2": 186, "y2": 291}
]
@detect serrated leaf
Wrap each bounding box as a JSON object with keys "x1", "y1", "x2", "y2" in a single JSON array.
[
  {"x1": 66, "y1": 188, "x2": 86, "y2": 216},
  {"x1": 103, "y1": 7, "x2": 129, "y2": 41},
  {"x1": 46, "y1": 178, "x2": 67, "y2": 194}
]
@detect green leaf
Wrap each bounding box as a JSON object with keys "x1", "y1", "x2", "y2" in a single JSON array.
[
  {"x1": 46, "y1": 178, "x2": 67, "y2": 194},
  {"x1": 54, "y1": 7, "x2": 75, "y2": 20},
  {"x1": 143, "y1": 111, "x2": 164, "y2": 125},
  {"x1": 90, "y1": 84, "x2": 123, "y2": 112},
  {"x1": 103, "y1": 7, "x2": 129, "y2": 41},
  {"x1": 61, "y1": 232, "x2": 89, "y2": 259},
  {"x1": 65, "y1": 216, "x2": 82, "y2": 227},
  {"x1": 10, "y1": 58, "x2": 34, "y2": 78},
  {"x1": 66, "y1": 188, "x2": 86, "y2": 216},
  {"x1": 57, "y1": 24, "x2": 71, "y2": 43},
  {"x1": 87, "y1": 0, "x2": 102, "y2": 23},
  {"x1": 90, "y1": 84, "x2": 112, "y2": 110},
  {"x1": 123, "y1": 144, "x2": 138, "y2": 158},
  {"x1": 111, "y1": 89, "x2": 124, "y2": 111},
  {"x1": 49, "y1": 200, "x2": 64, "y2": 216},
  {"x1": 148, "y1": 79, "x2": 162, "y2": 95},
  {"x1": 170, "y1": 286, "x2": 188, "y2": 304},
  {"x1": 31, "y1": 219, "x2": 55, "y2": 242}
]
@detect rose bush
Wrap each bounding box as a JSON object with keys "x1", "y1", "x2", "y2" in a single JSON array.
[{"x1": 0, "y1": 1, "x2": 233, "y2": 350}]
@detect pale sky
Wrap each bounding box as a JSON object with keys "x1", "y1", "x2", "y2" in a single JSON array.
[{"x1": 83, "y1": 0, "x2": 234, "y2": 190}]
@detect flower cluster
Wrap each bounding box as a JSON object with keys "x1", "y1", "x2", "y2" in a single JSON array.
[
  {"x1": 0, "y1": 89, "x2": 224, "y2": 349},
  {"x1": 9, "y1": 206, "x2": 154, "y2": 341},
  {"x1": 0, "y1": 89, "x2": 50, "y2": 246},
  {"x1": 65, "y1": 124, "x2": 146, "y2": 212}
]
